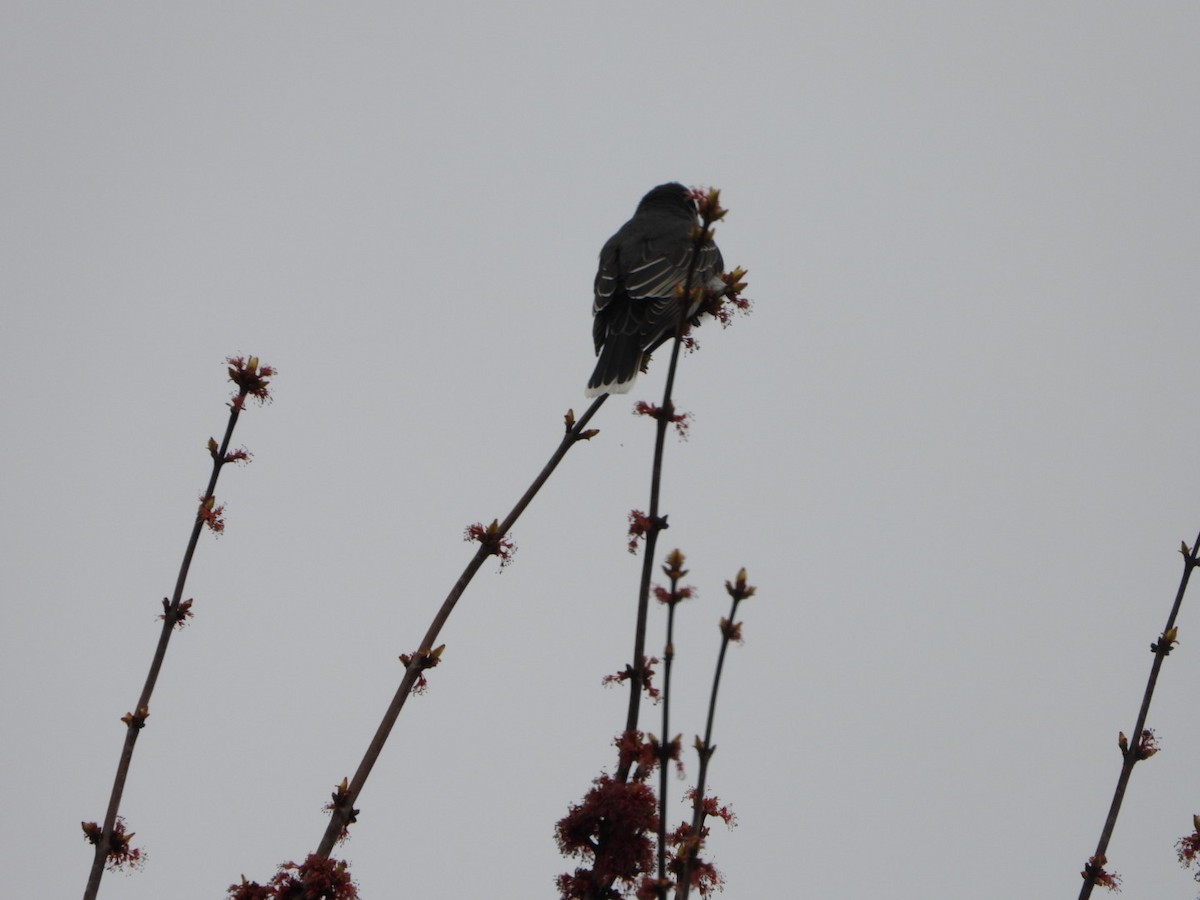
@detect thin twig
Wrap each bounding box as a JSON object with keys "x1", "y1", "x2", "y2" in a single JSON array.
[
  {"x1": 568, "y1": 189, "x2": 746, "y2": 900},
  {"x1": 84, "y1": 359, "x2": 270, "y2": 900},
  {"x1": 619, "y1": 208, "x2": 718, "y2": 773},
  {"x1": 315, "y1": 396, "x2": 607, "y2": 858},
  {"x1": 1077, "y1": 531, "x2": 1200, "y2": 899},
  {"x1": 656, "y1": 568, "x2": 682, "y2": 896},
  {"x1": 675, "y1": 583, "x2": 745, "y2": 900}
]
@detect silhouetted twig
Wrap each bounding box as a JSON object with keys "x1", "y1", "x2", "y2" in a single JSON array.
[
  {"x1": 313, "y1": 399, "x2": 607, "y2": 859},
  {"x1": 83, "y1": 356, "x2": 273, "y2": 900},
  {"x1": 1077, "y1": 531, "x2": 1200, "y2": 898},
  {"x1": 556, "y1": 188, "x2": 751, "y2": 900},
  {"x1": 655, "y1": 550, "x2": 691, "y2": 894},
  {"x1": 620, "y1": 188, "x2": 740, "y2": 771},
  {"x1": 675, "y1": 569, "x2": 753, "y2": 900}
]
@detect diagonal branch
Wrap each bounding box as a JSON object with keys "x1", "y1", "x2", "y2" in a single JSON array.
[
  {"x1": 1077, "y1": 531, "x2": 1200, "y2": 898},
  {"x1": 315, "y1": 396, "x2": 607, "y2": 858},
  {"x1": 84, "y1": 357, "x2": 272, "y2": 900}
]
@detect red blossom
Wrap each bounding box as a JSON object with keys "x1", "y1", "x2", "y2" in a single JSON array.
[
  {"x1": 696, "y1": 265, "x2": 751, "y2": 329},
  {"x1": 1176, "y1": 815, "x2": 1200, "y2": 867},
  {"x1": 198, "y1": 495, "x2": 226, "y2": 533},
  {"x1": 632, "y1": 401, "x2": 690, "y2": 439},
  {"x1": 654, "y1": 583, "x2": 695, "y2": 606},
  {"x1": 628, "y1": 510, "x2": 651, "y2": 553},
  {"x1": 659, "y1": 792, "x2": 735, "y2": 897},
  {"x1": 602, "y1": 657, "x2": 659, "y2": 700},
  {"x1": 700, "y1": 265, "x2": 752, "y2": 328},
  {"x1": 463, "y1": 519, "x2": 516, "y2": 567},
  {"x1": 676, "y1": 860, "x2": 723, "y2": 897},
  {"x1": 226, "y1": 356, "x2": 274, "y2": 406},
  {"x1": 159, "y1": 597, "x2": 194, "y2": 629},
  {"x1": 1081, "y1": 854, "x2": 1122, "y2": 892},
  {"x1": 677, "y1": 187, "x2": 752, "y2": 338},
  {"x1": 665, "y1": 822, "x2": 725, "y2": 897},
  {"x1": 678, "y1": 856, "x2": 723, "y2": 898},
  {"x1": 232, "y1": 855, "x2": 357, "y2": 900},
  {"x1": 668, "y1": 821, "x2": 704, "y2": 856},
  {"x1": 688, "y1": 789, "x2": 737, "y2": 828},
  {"x1": 636, "y1": 876, "x2": 674, "y2": 900},
  {"x1": 615, "y1": 730, "x2": 658, "y2": 779},
  {"x1": 399, "y1": 645, "x2": 445, "y2": 695},
  {"x1": 226, "y1": 876, "x2": 273, "y2": 900},
  {"x1": 224, "y1": 447, "x2": 252, "y2": 464},
  {"x1": 652, "y1": 733, "x2": 684, "y2": 774},
  {"x1": 321, "y1": 777, "x2": 358, "y2": 845},
  {"x1": 627, "y1": 510, "x2": 667, "y2": 554},
  {"x1": 719, "y1": 617, "x2": 743, "y2": 643},
  {"x1": 1135, "y1": 728, "x2": 1160, "y2": 760},
  {"x1": 556, "y1": 775, "x2": 658, "y2": 898},
  {"x1": 690, "y1": 186, "x2": 728, "y2": 225},
  {"x1": 81, "y1": 817, "x2": 145, "y2": 873}
]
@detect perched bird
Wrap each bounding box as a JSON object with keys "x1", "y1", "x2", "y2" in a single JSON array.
[{"x1": 587, "y1": 182, "x2": 724, "y2": 396}]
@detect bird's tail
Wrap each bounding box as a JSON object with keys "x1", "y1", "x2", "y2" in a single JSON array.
[{"x1": 586, "y1": 336, "x2": 642, "y2": 397}]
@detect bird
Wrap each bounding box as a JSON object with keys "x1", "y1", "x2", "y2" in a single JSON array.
[{"x1": 587, "y1": 182, "x2": 724, "y2": 396}]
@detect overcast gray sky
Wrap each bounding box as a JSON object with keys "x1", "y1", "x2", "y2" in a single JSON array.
[{"x1": 3, "y1": 3, "x2": 1200, "y2": 898}]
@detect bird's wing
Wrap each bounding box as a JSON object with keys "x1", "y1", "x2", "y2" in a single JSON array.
[{"x1": 593, "y1": 213, "x2": 722, "y2": 351}]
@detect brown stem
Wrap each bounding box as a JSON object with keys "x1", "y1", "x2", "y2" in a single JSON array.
[
  {"x1": 656, "y1": 575, "x2": 681, "y2": 896},
  {"x1": 84, "y1": 389, "x2": 250, "y2": 900},
  {"x1": 618, "y1": 216, "x2": 715, "y2": 776},
  {"x1": 315, "y1": 395, "x2": 607, "y2": 858},
  {"x1": 676, "y1": 592, "x2": 740, "y2": 900},
  {"x1": 1077, "y1": 531, "x2": 1200, "y2": 899}
]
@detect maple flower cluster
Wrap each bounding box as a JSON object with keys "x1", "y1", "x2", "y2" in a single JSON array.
[
  {"x1": 554, "y1": 731, "x2": 731, "y2": 899},
  {"x1": 1081, "y1": 854, "x2": 1122, "y2": 892},
  {"x1": 634, "y1": 401, "x2": 690, "y2": 440},
  {"x1": 1177, "y1": 814, "x2": 1200, "y2": 891},
  {"x1": 81, "y1": 817, "x2": 144, "y2": 873},
  {"x1": 227, "y1": 855, "x2": 357, "y2": 900},
  {"x1": 226, "y1": 355, "x2": 275, "y2": 410},
  {"x1": 464, "y1": 519, "x2": 516, "y2": 567}
]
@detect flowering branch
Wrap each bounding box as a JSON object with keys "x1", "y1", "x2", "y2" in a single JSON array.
[
  {"x1": 1077, "y1": 532, "x2": 1200, "y2": 898},
  {"x1": 309, "y1": 398, "x2": 607, "y2": 861},
  {"x1": 674, "y1": 569, "x2": 753, "y2": 899},
  {"x1": 620, "y1": 188, "x2": 748, "y2": 770},
  {"x1": 654, "y1": 550, "x2": 691, "y2": 895},
  {"x1": 557, "y1": 187, "x2": 750, "y2": 900},
  {"x1": 83, "y1": 356, "x2": 273, "y2": 900}
]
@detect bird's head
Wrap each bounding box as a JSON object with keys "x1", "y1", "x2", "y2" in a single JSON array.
[{"x1": 636, "y1": 182, "x2": 698, "y2": 219}]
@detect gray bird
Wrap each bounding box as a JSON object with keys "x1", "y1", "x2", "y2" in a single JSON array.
[{"x1": 587, "y1": 183, "x2": 724, "y2": 396}]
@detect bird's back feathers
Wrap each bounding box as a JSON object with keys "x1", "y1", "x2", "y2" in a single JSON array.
[{"x1": 587, "y1": 183, "x2": 723, "y2": 396}]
